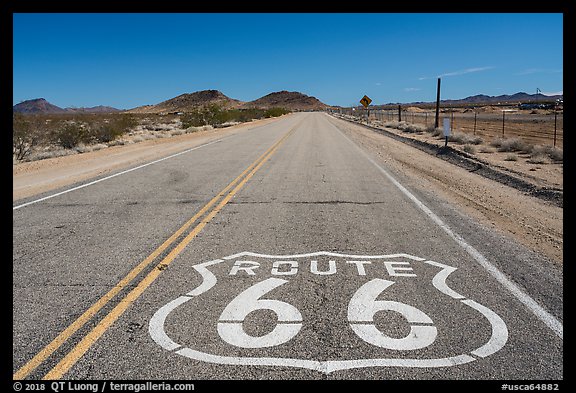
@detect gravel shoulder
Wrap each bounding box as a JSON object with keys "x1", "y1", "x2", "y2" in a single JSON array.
[{"x1": 326, "y1": 114, "x2": 562, "y2": 266}]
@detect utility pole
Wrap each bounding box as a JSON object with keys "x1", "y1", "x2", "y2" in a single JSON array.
[{"x1": 435, "y1": 78, "x2": 441, "y2": 129}]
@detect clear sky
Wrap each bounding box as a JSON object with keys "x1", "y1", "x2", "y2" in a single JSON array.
[{"x1": 12, "y1": 13, "x2": 563, "y2": 109}]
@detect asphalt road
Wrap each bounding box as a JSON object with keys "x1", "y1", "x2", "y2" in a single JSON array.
[{"x1": 13, "y1": 112, "x2": 563, "y2": 381}]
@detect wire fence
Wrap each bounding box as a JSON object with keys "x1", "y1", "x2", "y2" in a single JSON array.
[{"x1": 332, "y1": 107, "x2": 563, "y2": 149}]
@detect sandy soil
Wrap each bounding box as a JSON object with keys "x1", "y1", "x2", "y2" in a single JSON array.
[
  {"x1": 330, "y1": 115, "x2": 562, "y2": 266},
  {"x1": 13, "y1": 113, "x2": 562, "y2": 266}
]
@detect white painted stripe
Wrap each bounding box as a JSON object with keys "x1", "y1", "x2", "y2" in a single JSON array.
[
  {"x1": 176, "y1": 346, "x2": 476, "y2": 373},
  {"x1": 13, "y1": 139, "x2": 225, "y2": 210},
  {"x1": 149, "y1": 296, "x2": 191, "y2": 351},
  {"x1": 222, "y1": 251, "x2": 425, "y2": 261},
  {"x1": 424, "y1": 260, "x2": 466, "y2": 300},
  {"x1": 325, "y1": 354, "x2": 476, "y2": 372},
  {"x1": 333, "y1": 119, "x2": 563, "y2": 340},
  {"x1": 176, "y1": 347, "x2": 325, "y2": 371},
  {"x1": 187, "y1": 259, "x2": 224, "y2": 296},
  {"x1": 463, "y1": 299, "x2": 509, "y2": 358}
]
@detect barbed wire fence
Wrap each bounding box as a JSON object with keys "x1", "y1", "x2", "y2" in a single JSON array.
[{"x1": 332, "y1": 107, "x2": 563, "y2": 149}]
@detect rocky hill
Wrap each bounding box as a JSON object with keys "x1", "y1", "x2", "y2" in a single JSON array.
[
  {"x1": 13, "y1": 98, "x2": 121, "y2": 114},
  {"x1": 241, "y1": 91, "x2": 328, "y2": 111},
  {"x1": 126, "y1": 90, "x2": 328, "y2": 113},
  {"x1": 13, "y1": 98, "x2": 66, "y2": 114},
  {"x1": 126, "y1": 90, "x2": 244, "y2": 114}
]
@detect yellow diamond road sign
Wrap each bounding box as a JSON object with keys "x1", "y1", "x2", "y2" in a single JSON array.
[{"x1": 360, "y1": 95, "x2": 372, "y2": 108}]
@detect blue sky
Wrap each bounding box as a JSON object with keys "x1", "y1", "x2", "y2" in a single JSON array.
[{"x1": 13, "y1": 13, "x2": 563, "y2": 109}]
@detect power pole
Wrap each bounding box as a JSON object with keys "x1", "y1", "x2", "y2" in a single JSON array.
[{"x1": 435, "y1": 78, "x2": 441, "y2": 129}]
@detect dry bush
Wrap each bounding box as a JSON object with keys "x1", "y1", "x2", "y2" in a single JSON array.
[
  {"x1": 491, "y1": 137, "x2": 531, "y2": 153},
  {"x1": 527, "y1": 153, "x2": 549, "y2": 164},
  {"x1": 531, "y1": 145, "x2": 563, "y2": 162}
]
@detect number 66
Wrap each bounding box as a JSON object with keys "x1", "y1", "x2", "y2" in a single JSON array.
[{"x1": 217, "y1": 278, "x2": 437, "y2": 350}]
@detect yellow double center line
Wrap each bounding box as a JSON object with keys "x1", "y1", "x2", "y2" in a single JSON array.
[{"x1": 14, "y1": 122, "x2": 298, "y2": 380}]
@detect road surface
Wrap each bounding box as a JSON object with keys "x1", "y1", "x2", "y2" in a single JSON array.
[{"x1": 13, "y1": 112, "x2": 563, "y2": 381}]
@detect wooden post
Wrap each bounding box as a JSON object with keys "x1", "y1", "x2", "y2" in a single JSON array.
[
  {"x1": 502, "y1": 110, "x2": 505, "y2": 137},
  {"x1": 554, "y1": 111, "x2": 557, "y2": 147},
  {"x1": 474, "y1": 112, "x2": 477, "y2": 135},
  {"x1": 434, "y1": 78, "x2": 441, "y2": 129},
  {"x1": 398, "y1": 105, "x2": 402, "y2": 122}
]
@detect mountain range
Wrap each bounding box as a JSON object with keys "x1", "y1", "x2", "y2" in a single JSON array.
[
  {"x1": 12, "y1": 98, "x2": 121, "y2": 114},
  {"x1": 14, "y1": 90, "x2": 329, "y2": 115},
  {"x1": 375, "y1": 92, "x2": 563, "y2": 109},
  {"x1": 125, "y1": 90, "x2": 328, "y2": 113},
  {"x1": 13, "y1": 91, "x2": 562, "y2": 114}
]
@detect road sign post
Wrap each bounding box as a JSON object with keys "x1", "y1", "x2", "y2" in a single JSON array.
[{"x1": 360, "y1": 95, "x2": 372, "y2": 124}]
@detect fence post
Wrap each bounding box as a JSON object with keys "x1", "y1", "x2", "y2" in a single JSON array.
[
  {"x1": 554, "y1": 111, "x2": 557, "y2": 147},
  {"x1": 435, "y1": 77, "x2": 441, "y2": 128},
  {"x1": 450, "y1": 110, "x2": 454, "y2": 131},
  {"x1": 398, "y1": 105, "x2": 402, "y2": 122},
  {"x1": 474, "y1": 112, "x2": 477, "y2": 135},
  {"x1": 425, "y1": 112, "x2": 428, "y2": 127},
  {"x1": 502, "y1": 110, "x2": 505, "y2": 137}
]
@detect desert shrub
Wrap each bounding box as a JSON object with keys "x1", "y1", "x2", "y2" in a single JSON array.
[
  {"x1": 181, "y1": 111, "x2": 206, "y2": 128},
  {"x1": 264, "y1": 107, "x2": 290, "y2": 118},
  {"x1": 479, "y1": 146, "x2": 495, "y2": 153},
  {"x1": 504, "y1": 154, "x2": 518, "y2": 161},
  {"x1": 491, "y1": 137, "x2": 531, "y2": 153},
  {"x1": 548, "y1": 148, "x2": 563, "y2": 162},
  {"x1": 88, "y1": 114, "x2": 137, "y2": 143},
  {"x1": 52, "y1": 121, "x2": 88, "y2": 149},
  {"x1": 527, "y1": 153, "x2": 549, "y2": 164},
  {"x1": 181, "y1": 106, "x2": 290, "y2": 128},
  {"x1": 449, "y1": 132, "x2": 484, "y2": 145},
  {"x1": 384, "y1": 121, "x2": 402, "y2": 129},
  {"x1": 531, "y1": 145, "x2": 563, "y2": 162},
  {"x1": 13, "y1": 113, "x2": 46, "y2": 161},
  {"x1": 429, "y1": 127, "x2": 443, "y2": 137},
  {"x1": 463, "y1": 144, "x2": 476, "y2": 154},
  {"x1": 401, "y1": 123, "x2": 426, "y2": 133}
]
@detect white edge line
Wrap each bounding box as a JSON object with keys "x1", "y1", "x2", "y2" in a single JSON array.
[
  {"x1": 13, "y1": 139, "x2": 224, "y2": 210},
  {"x1": 333, "y1": 120, "x2": 563, "y2": 340}
]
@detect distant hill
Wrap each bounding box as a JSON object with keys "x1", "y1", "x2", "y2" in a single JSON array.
[
  {"x1": 240, "y1": 90, "x2": 328, "y2": 111},
  {"x1": 440, "y1": 92, "x2": 562, "y2": 105},
  {"x1": 13, "y1": 98, "x2": 121, "y2": 114},
  {"x1": 125, "y1": 89, "x2": 329, "y2": 113},
  {"x1": 65, "y1": 105, "x2": 121, "y2": 113},
  {"x1": 126, "y1": 90, "x2": 244, "y2": 114},
  {"x1": 13, "y1": 98, "x2": 66, "y2": 114},
  {"x1": 376, "y1": 92, "x2": 563, "y2": 108}
]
